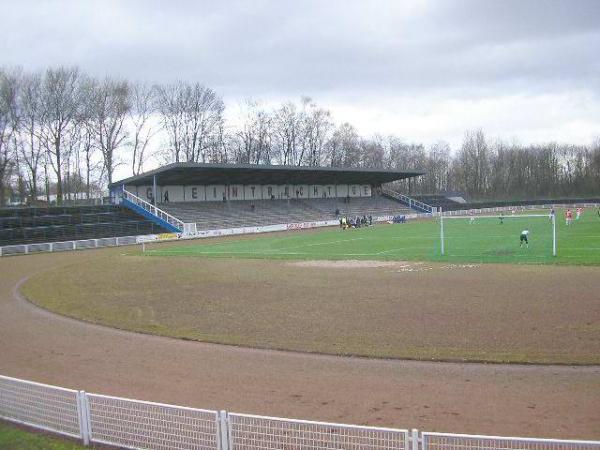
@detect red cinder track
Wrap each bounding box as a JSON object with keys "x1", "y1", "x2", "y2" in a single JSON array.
[{"x1": 0, "y1": 248, "x2": 598, "y2": 439}]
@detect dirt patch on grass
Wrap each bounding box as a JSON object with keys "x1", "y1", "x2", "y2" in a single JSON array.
[{"x1": 289, "y1": 259, "x2": 414, "y2": 269}]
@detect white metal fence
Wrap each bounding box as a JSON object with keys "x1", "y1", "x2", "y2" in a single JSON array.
[
  {"x1": 0, "y1": 374, "x2": 81, "y2": 439},
  {"x1": 1, "y1": 374, "x2": 598, "y2": 450},
  {"x1": 228, "y1": 412, "x2": 409, "y2": 450},
  {"x1": 86, "y1": 393, "x2": 219, "y2": 450},
  {"x1": 422, "y1": 432, "x2": 600, "y2": 450},
  {"x1": 0, "y1": 235, "x2": 140, "y2": 256}
]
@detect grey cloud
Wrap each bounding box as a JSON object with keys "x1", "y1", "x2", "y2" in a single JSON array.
[{"x1": 1, "y1": 0, "x2": 599, "y2": 99}]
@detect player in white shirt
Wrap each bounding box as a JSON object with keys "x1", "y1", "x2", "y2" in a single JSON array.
[{"x1": 520, "y1": 229, "x2": 529, "y2": 248}]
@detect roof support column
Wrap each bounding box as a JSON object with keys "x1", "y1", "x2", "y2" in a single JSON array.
[{"x1": 153, "y1": 175, "x2": 157, "y2": 206}]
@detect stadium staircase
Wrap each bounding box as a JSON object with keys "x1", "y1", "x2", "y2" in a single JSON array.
[
  {"x1": 380, "y1": 189, "x2": 434, "y2": 213},
  {"x1": 121, "y1": 189, "x2": 185, "y2": 233},
  {"x1": 411, "y1": 195, "x2": 462, "y2": 211},
  {"x1": 0, "y1": 205, "x2": 169, "y2": 247}
]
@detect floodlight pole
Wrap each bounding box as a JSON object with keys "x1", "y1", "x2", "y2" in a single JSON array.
[
  {"x1": 552, "y1": 213, "x2": 556, "y2": 256},
  {"x1": 440, "y1": 207, "x2": 445, "y2": 256}
]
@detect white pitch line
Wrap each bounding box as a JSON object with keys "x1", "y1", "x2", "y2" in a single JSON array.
[{"x1": 148, "y1": 249, "x2": 382, "y2": 257}]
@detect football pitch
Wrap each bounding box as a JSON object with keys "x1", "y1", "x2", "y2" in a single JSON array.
[{"x1": 147, "y1": 209, "x2": 600, "y2": 265}]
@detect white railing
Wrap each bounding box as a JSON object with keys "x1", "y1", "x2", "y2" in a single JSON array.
[
  {"x1": 422, "y1": 432, "x2": 600, "y2": 450},
  {"x1": 1, "y1": 374, "x2": 598, "y2": 450},
  {"x1": 86, "y1": 393, "x2": 219, "y2": 450},
  {"x1": 0, "y1": 375, "x2": 82, "y2": 439},
  {"x1": 382, "y1": 189, "x2": 434, "y2": 213},
  {"x1": 122, "y1": 188, "x2": 185, "y2": 232},
  {"x1": 0, "y1": 235, "x2": 141, "y2": 257},
  {"x1": 0, "y1": 375, "x2": 600, "y2": 450},
  {"x1": 228, "y1": 412, "x2": 409, "y2": 450}
]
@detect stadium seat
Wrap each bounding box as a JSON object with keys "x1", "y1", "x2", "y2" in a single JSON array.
[
  {"x1": 158, "y1": 194, "x2": 415, "y2": 231},
  {"x1": 0, "y1": 205, "x2": 169, "y2": 246}
]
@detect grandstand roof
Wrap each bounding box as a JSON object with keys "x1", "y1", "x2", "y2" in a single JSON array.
[{"x1": 112, "y1": 163, "x2": 424, "y2": 187}]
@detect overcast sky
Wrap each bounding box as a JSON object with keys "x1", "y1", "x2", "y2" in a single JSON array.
[{"x1": 2, "y1": 0, "x2": 599, "y2": 150}]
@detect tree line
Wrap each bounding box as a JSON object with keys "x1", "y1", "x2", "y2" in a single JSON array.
[{"x1": 0, "y1": 66, "x2": 598, "y2": 206}]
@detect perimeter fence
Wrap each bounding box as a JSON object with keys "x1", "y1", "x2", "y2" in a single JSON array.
[
  {"x1": 0, "y1": 235, "x2": 139, "y2": 256},
  {"x1": 438, "y1": 202, "x2": 599, "y2": 217},
  {"x1": 1, "y1": 374, "x2": 598, "y2": 450}
]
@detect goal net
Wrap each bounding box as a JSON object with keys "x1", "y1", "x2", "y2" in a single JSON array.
[{"x1": 439, "y1": 212, "x2": 556, "y2": 261}]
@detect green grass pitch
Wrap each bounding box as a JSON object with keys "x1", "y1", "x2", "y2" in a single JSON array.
[{"x1": 147, "y1": 208, "x2": 600, "y2": 265}]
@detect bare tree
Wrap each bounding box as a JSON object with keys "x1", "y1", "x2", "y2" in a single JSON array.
[
  {"x1": 0, "y1": 69, "x2": 20, "y2": 206},
  {"x1": 233, "y1": 100, "x2": 274, "y2": 164},
  {"x1": 155, "y1": 81, "x2": 225, "y2": 164},
  {"x1": 200, "y1": 119, "x2": 228, "y2": 163},
  {"x1": 326, "y1": 122, "x2": 360, "y2": 167},
  {"x1": 298, "y1": 97, "x2": 332, "y2": 166},
  {"x1": 425, "y1": 140, "x2": 451, "y2": 192},
  {"x1": 38, "y1": 67, "x2": 83, "y2": 204},
  {"x1": 17, "y1": 72, "x2": 45, "y2": 202},
  {"x1": 155, "y1": 82, "x2": 184, "y2": 163},
  {"x1": 129, "y1": 81, "x2": 157, "y2": 175},
  {"x1": 184, "y1": 83, "x2": 225, "y2": 163},
  {"x1": 90, "y1": 77, "x2": 130, "y2": 186},
  {"x1": 81, "y1": 123, "x2": 100, "y2": 199},
  {"x1": 273, "y1": 101, "x2": 301, "y2": 165},
  {"x1": 359, "y1": 135, "x2": 386, "y2": 169},
  {"x1": 454, "y1": 129, "x2": 490, "y2": 197},
  {"x1": 234, "y1": 99, "x2": 258, "y2": 164}
]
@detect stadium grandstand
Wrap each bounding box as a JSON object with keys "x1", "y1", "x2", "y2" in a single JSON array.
[
  {"x1": 0, "y1": 205, "x2": 168, "y2": 247},
  {"x1": 0, "y1": 163, "x2": 428, "y2": 248},
  {"x1": 110, "y1": 163, "x2": 428, "y2": 234}
]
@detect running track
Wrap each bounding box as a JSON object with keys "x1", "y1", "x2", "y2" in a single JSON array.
[{"x1": 0, "y1": 248, "x2": 598, "y2": 439}]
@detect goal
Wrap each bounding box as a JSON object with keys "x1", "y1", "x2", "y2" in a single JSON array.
[{"x1": 439, "y1": 210, "x2": 556, "y2": 258}]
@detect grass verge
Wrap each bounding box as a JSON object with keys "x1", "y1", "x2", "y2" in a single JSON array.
[{"x1": 0, "y1": 421, "x2": 87, "y2": 449}]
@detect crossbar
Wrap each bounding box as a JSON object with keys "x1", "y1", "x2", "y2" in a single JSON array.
[{"x1": 443, "y1": 214, "x2": 550, "y2": 219}]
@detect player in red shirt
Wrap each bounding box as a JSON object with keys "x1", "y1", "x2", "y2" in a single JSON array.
[{"x1": 565, "y1": 209, "x2": 573, "y2": 226}]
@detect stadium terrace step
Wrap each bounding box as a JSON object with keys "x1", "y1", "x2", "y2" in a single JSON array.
[
  {"x1": 158, "y1": 194, "x2": 416, "y2": 231},
  {"x1": 0, "y1": 205, "x2": 169, "y2": 246}
]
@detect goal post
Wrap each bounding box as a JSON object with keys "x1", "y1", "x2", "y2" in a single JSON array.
[{"x1": 439, "y1": 210, "x2": 557, "y2": 257}]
